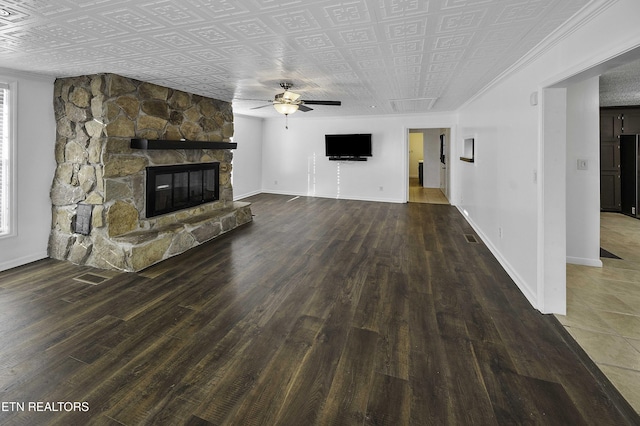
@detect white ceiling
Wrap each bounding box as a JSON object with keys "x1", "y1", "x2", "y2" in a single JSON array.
[
  {"x1": 0, "y1": 0, "x2": 592, "y2": 117},
  {"x1": 600, "y1": 58, "x2": 640, "y2": 107}
]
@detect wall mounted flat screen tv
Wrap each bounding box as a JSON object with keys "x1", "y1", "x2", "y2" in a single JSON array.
[{"x1": 325, "y1": 134, "x2": 372, "y2": 160}]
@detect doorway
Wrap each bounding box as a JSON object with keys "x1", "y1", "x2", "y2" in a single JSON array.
[
  {"x1": 408, "y1": 128, "x2": 450, "y2": 204},
  {"x1": 544, "y1": 47, "x2": 640, "y2": 411}
]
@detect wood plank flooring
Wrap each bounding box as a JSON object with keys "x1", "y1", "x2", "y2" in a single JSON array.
[
  {"x1": 0, "y1": 193, "x2": 637, "y2": 425},
  {"x1": 408, "y1": 178, "x2": 448, "y2": 204}
]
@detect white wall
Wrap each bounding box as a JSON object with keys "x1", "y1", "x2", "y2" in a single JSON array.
[
  {"x1": 424, "y1": 129, "x2": 441, "y2": 188},
  {"x1": 409, "y1": 132, "x2": 423, "y2": 179},
  {"x1": 540, "y1": 88, "x2": 568, "y2": 315},
  {"x1": 566, "y1": 76, "x2": 602, "y2": 267},
  {"x1": 457, "y1": 70, "x2": 540, "y2": 306},
  {"x1": 261, "y1": 113, "x2": 456, "y2": 203},
  {"x1": 232, "y1": 114, "x2": 263, "y2": 200},
  {"x1": 456, "y1": 0, "x2": 640, "y2": 313},
  {"x1": 0, "y1": 71, "x2": 56, "y2": 272}
]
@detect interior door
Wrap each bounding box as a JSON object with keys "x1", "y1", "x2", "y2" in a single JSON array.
[
  {"x1": 600, "y1": 139, "x2": 621, "y2": 211},
  {"x1": 439, "y1": 134, "x2": 447, "y2": 193}
]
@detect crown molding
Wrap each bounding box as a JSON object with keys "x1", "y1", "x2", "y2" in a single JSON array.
[
  {"x1": 459, "y1": 0, "x2": 618, "y2": 111},
  {"x1": 0, "y1": 67, "x2": 55, "y2": 83}
]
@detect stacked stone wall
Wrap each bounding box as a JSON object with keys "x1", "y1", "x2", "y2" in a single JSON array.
[{"x1": 49, "y1": 73, "x2": 251, "y2": 272}]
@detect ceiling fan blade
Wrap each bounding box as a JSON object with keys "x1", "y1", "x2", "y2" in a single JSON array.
[
  {"x1": 301, "y1": 100, "x2": 341, "y2": 106},
  {"x1": 250, "y1": 104, "x2": 273, "y2": 110},
  {"x1": 298, "y1": 104, "x2": 313, "y2": 112},
  {"x1": 234, "y1": 97, "x2": 272, "y2": 102}
]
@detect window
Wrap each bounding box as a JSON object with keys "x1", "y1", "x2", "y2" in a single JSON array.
[{"x1": 0, "y1": 82, "x2": 12, "y2": 236}]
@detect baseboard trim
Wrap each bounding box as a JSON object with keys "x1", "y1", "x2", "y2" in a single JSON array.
[
  {"x1": 0, "y1": 252, "x2": 49, "y2": 272},
  {"x1": 566, "y1": 256, "x2": 603, "y2": 267},
  {"x1": 456, "y1": 206, "x2": 539, "y2": 310},
  {"x1": 260, "y1": 190, "x2": 404, "y2": 204},
  {"x1": 234, "y1": 189, "x2": 262, "y2": 200}
]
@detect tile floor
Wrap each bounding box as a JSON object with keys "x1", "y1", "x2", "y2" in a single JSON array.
[{"x1": 557, "y1": 212, "x2": 640, "y2": 414}]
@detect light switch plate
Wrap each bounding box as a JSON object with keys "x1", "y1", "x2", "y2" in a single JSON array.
[{"x1": 577, "y1": 159, "x2": 588, "y2": 170}]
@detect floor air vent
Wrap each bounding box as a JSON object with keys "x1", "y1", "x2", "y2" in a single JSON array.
[
  {"x1": 464, "y1": 234, "x2": 479, "y2": 243},
  {"x1": 73, "y1": 273, "x2": 110, "y2": 285}
]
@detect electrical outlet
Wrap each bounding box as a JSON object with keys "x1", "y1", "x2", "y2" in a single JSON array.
[
  {"x1": 274, "y1": 180, "x2": 278, "y2": 185},
  {"x1": 379, "y1": 186, "x2": 383, "y2": 191},
  {"x1": 498, "y1": 227, "x2": 503, "y2": 238}
]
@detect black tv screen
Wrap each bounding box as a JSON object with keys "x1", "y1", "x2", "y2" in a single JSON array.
[{"x1": 325, "y1": 134, "x2": 372, "y2": 158}]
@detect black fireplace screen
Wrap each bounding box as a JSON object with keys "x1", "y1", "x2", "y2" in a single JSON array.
[{"x1": 146, "y1": 163, "x2": 219, "y2": 218}]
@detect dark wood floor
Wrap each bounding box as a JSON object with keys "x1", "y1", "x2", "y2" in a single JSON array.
[{"x1": 0, "y1": 193, "x2": 637, "y2": 425}]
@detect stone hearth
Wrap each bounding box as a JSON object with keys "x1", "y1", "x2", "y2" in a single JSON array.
[{"x1": 48, "y1": 73, "x2": 252, "y2": 272}]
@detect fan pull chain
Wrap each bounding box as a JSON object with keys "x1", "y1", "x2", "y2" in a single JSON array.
[{"x1": 285, "y1": 114, "x2": 289, "y2": 129}]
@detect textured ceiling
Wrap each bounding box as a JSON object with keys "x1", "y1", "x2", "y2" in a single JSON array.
[
  {"x1": 600, "y1": 58, "x2": 640, "y2": 107},
  {"x1": 0, "y1": 0, "x2": 592, "y2": 117}
]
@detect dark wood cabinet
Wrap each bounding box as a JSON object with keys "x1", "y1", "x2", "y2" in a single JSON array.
[
  {"x1": 600, "y1": 139, "x2": 621, "y2": 211},
  {"x1": 600, "y1": 110, "x2": 622, "y2": 140},
  {"x1": 601, "y1": 108, "x2": 622, "y2": 212},
  {"x1": 621, "y1": 109, "x2": 640, "y2": 134},
  {"x1": 600, "y1": 107, "x2": 640, "y2": 213}
]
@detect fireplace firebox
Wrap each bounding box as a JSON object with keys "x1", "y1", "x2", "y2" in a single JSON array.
[{"x1": 146, "y1": 163, "x2": 219, "y2": 218}]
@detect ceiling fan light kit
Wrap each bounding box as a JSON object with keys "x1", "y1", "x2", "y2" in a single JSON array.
[
  {"x1": 249, "y1": 82, "x2": 341, "y2": 115},
  {"x1": 280, "y1": 89, "x2": 300, "y2": 102},
  {"x1": 273, "y1": 87, "x2": 302, "y2": 115},
  {"x1": 244, "y1": 82, "x2": 342, "y2": 127},
  {"x1": 273, "y1": 102, "x2": 299, "y2": 115}
]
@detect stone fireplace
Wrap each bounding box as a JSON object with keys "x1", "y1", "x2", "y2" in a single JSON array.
[{"x1": 48, "y1": 73, "x2": 252, "y2": 272}]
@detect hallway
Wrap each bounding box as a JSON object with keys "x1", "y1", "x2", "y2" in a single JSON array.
[
  {"x1": 558, "y1": 212, "x2": 640, "y2": 414},
  {"x1": 408, "y1": 177, "x2": 448, "y2": 204}
]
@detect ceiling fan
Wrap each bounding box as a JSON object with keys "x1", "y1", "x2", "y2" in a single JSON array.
[{"x1": 250, "y1": 82, "x2": 341, "y2": 115}]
